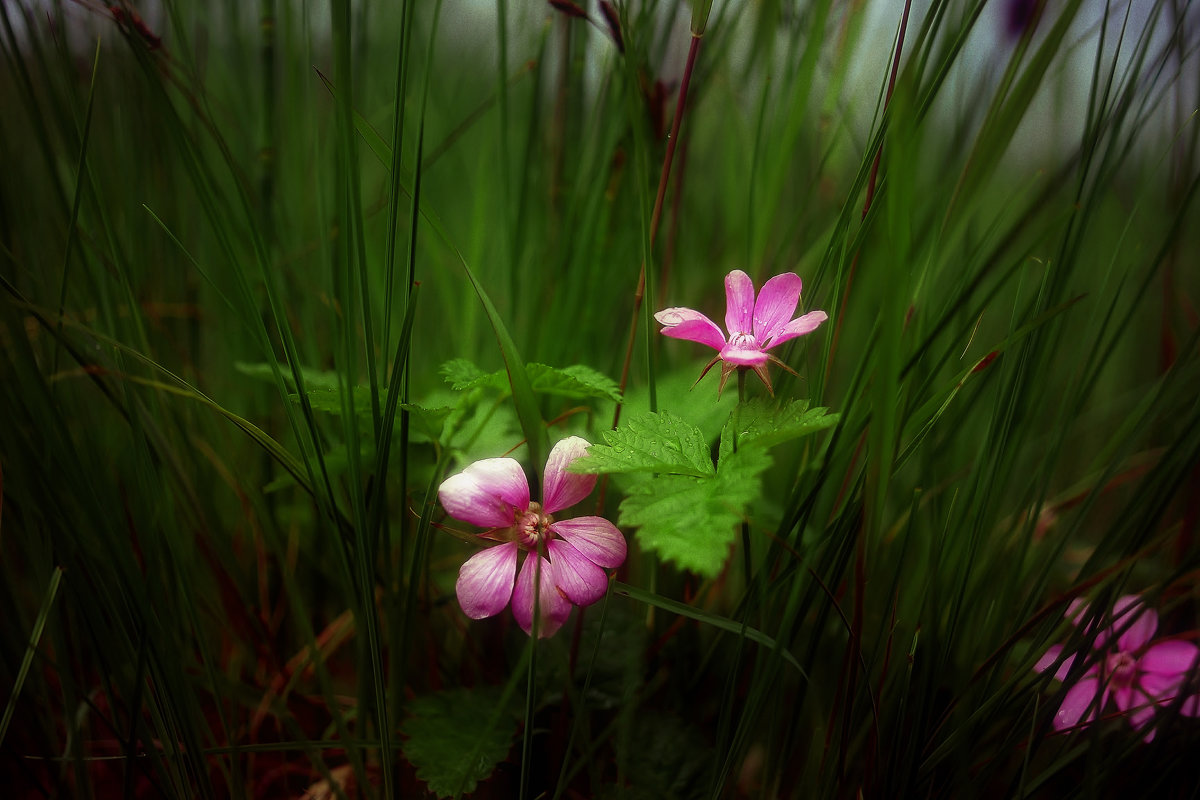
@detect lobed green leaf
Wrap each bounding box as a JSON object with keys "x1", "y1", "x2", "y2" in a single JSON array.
[
  {"x1": 572, "y1": 410, "x2": 716, "y2": 478},
  {"x1": 618, "y1": 447, "x2": 772, "y2": 577},
  {"x1": 401, "y1": 687, "x2": 516, "y2": 799},
  {"x1": 717, "y1": 399, "x2": 840, "y2": 467},
  {"x1": 441, "y1": 358, "x2": 621, "y2": 401}
]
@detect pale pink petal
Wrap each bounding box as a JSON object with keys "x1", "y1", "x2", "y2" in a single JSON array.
[
  {"x1": 751, "y1": 273, "x2": 802, "y2": 343},
  {"x1": 455, "y1": 542, "x2": 519, "y2": 619},
  {"x1": 547, "y1": 539, "x2": 609, "y2": 606},
  {"x1": 655, "y1": 308, "x2": 726, "y2": 352},
  {"x1": 1111, "y1": 596, "x2": 1156, "y2": 652},
  {"x1": 724, "y1": 270, "x2": 757, "y2": 335},
  {"x1": 512, "y1": 554, "x2": 572, "y2": 638},
  {"x1": 542, "y1": 436, "x2": 597, "y2": 514},
  {"x1": 439, "y1": 458, "x2": 529, "y2": 528},
  {"x1": 764, "y1": 310, "x2": 828, "y2": 350},
  {"x1": 550, "y1": 517, "x2": 627, "y2": 568},
  {"x1": 1034, "y1": 644, "x2": 1081, "y2": 682},
  {"x1": 1054, "y1": 677, "x2": 1102, "y2": 730},
  {"x1": 719, "y1": 341, "x2": 769, "y2": 366},
  {"x1": 1138, "y1": 640, "x2": 1200, "y2": 677}
]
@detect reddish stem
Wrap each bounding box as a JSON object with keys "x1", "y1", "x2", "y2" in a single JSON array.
[
  {"x1": 599, "y1": 33, "x2": 704, "y2": 513},
  {"x1": 612, "y1": 32, "x2": 703, "y2": 432}
]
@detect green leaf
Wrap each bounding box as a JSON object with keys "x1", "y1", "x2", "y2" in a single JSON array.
[
  {"x1": 571, "y1": 410, "x2": 715, "y2": 478},
  {"x1": 542, "y1": 364, "x2": 622, "y2": 402},
  {"x1": 234, "y1": 361, "x2": 342, "y2": 392},
  {"x1": 401, "y1": 687, "x2": 516, "y2": 799},
  {"x1": 608, "y1": 713, "x2": 713, "y2": 799},
  {"x1": 618, "y1": 447, "x2": 772, "y2": 577},
  {"x1": 718, "y1": 399, "x2": 839, "y2": 467},
  {"x1": 287, "y1": 386, "x2": 375, "y2": 417},
  {"x1": 441, "y1": 359, "x2": 621, "y2": 401},
  {"x1": 401, "y1": 403, "x2": 453, "y2": 443},
  {"x1": 440, "y1": 358, "x2": 490, "y2": 390}
]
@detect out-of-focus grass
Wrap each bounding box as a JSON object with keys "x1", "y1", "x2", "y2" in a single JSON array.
[{"x1": 1, "y1": 0, "x2": 1198, "y2": 797}]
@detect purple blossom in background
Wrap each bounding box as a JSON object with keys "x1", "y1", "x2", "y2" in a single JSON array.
[
  {"x1": 1005, "y1": 0, "x2": 1040, "y2": 40},
  {"x1": 655, "y1": 269, "x2": 827, "y2": 394},
  {"x1": 438, "y1": 437, "x2": 627, "y2": 638},
  {"x1": 1034, "y1": 595, "x2": 1200, "y2": 741}
]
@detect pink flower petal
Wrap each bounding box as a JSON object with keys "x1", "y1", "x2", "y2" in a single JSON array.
[
  {"x1": 439, "y1": 458, "x2": 529, "y2": 528},
  {"x1": 1139, "y1": 640, "x2": 1200, "y2": 677},
  {"x1": 724, "y1": 270, "x2": 757, "y2": 335},
  {"x1": 1112, "y1": 685, "x2": 1135, "y2": 712},
  {"x1": 1126, "y1": 701, "x2": 1159, "y2": 741},
  {"x1": 1034, "y1": 644, "x2": 1081, "y2": 682},
  {"x1": 1180, "y1": 695, "x2": 1200, "y2": 717},
  {"x1": 654, "y1": 308, "x2": 726, "y2": 352},
  {"x1": 542, "y1": 436, "x2": 597, "y2": 514},
  {"x1": 512, "y1": 553, "x2": 572, "y2": 638},
  {"x1": 1110, "y1": 595, "x2": 1157, "y2": 652},
  {"x1": 1054, "y1": 677, "x2": 1102, "y2": 730},
  {"x1": 764, "y1": 310, "x2": 828, "y2": 350},
  {"x1": 1138, "y1": 672, "x2": 1184, "y2": 703},
  {"x1": 455, "y1": 542, "x2": 519, "y2": 619},
  {"x1": 1033, "y1": 644, "x2": 1062, "y2": 673},
  {"x1": 547, "y1": 539, "x2": 609, "y2": 606},
  {"x1": 751, "y1": 273, "x2": 802, "y2": 343},
  {"x1": 550, "y1": 516, "x2": 627, "y2": 568}
]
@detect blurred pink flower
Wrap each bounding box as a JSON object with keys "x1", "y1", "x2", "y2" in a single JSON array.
[
  {"x1": 655, "y1": 269, "x2": 827, "y2": 394},
  {"x1": 438, "y1": 437, "x2": 626, "y2": 638},
  {"x1": 1034, "y1": 595, "x2": 1200, "y2": 741}
]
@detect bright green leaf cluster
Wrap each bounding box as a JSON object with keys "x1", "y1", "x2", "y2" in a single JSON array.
[
  {"x1": 571, "y1": 410, "x2": 715, "y2": 477},
  {"x1": 621, "y1": 447, "x2": 772, "y2": 577},
  {"x1": 717, "y1": 399, "x2": 839, "y2": 465},
  {"x1": 577, "y1": 403, "x2": 837, "y2": 578}
]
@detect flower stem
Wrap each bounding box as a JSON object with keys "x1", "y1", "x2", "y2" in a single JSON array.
[
  {"x1": 736, "y1": 369, "x2": 751, "y2": 588},
  {"x1": 520, "y1": 553, "x2": 543, "y2": 799},
  {"x1": 519, "y1": 634, "x2": 538, "y2": 799}
]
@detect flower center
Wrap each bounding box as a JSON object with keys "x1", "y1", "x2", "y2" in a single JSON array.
[
  {"x1": 728, "y1": 332, "x2": 758, "y2": 350},
  {"x1": 1105, "y1": 652, "x2": 1138, "y2": 688},
  {"x1": 514, "y1": 501, "x2": 554, "y2": 548}
]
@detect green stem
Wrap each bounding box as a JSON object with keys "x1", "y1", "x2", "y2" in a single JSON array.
[
  {"x1": 736, "y1": 369, "x2": 751, "y2": 588},
  {"x1": 520, "y1": 552, "x2": 543, "y2": 799}
]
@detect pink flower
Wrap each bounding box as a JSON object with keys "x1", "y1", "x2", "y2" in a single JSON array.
[
  {"x1": 1034, "y1": 595, "x2": 1200, "y2": 741},
  {"x1": 438, "y1": 437, "x2": 627, "y2": 638},
  {"x1": 654, "y1": 269, "x2": 827, "y2": 394}
]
